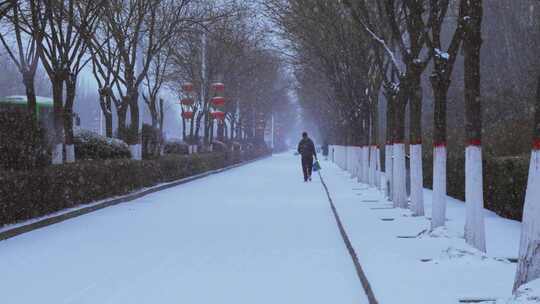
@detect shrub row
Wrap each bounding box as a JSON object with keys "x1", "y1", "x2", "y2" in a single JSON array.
[
  {"x1": 0, "y1": 149, "x2": 269, "y2": 227},
  {"x1": 422, "y1": 153, "x2": 529, "y2": 221},
  {"x1": 74, "y1": 129, "x2": 131, "y2": 160},
  {"x1": 0, "y1": 111, "x2": 50, "y2": 170}
]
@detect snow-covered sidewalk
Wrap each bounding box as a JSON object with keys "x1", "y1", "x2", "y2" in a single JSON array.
[
  {"x1": 320, "y1": 158, "x2": 522, "y2": 303},
  {"x1": 0, "y1": 153, "x2": 367, "y2": 304}
]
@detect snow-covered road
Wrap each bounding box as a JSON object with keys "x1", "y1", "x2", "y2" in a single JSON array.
[{"x1": 0, "y1": 153, "x2": 367, "y2": 304}]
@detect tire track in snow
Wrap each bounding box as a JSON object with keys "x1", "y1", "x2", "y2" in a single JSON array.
[{"x1": 318, "y1": 171, "x2": 379, "y2": 304}]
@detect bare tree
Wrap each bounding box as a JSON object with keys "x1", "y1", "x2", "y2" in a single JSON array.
[
  {"x1": 427, "y1": 0, "x2": 465, "y2": 229},
  {"x1": 97, "y1": 0, "x2": 201, "y2": 159},
  {"x1": 90, "y1": 32, "x2": 121, "y2": 138},
  {"x1": 142, "y1": 45, "x2": 173, "y2": 155},
  {"x1": 0, "y1": 0, "x2": 47, "y2": 122},
  {"x1": 38, "y1": 0, "x2": 103, "y2": 163},
  {"x1": 143, "y1": 47, "x2": 172, "y2": 131}
]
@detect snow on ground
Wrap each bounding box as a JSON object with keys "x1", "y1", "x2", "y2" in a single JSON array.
[
  {"x1": 498, "y1": 279, "x2": 540, "y2": 303},
  {"x1": 321, "y1": 157, "x2": 522, "y2": 304},
  {"x1": 0, "y1": 153, "x2": 367, "y2": 304}
]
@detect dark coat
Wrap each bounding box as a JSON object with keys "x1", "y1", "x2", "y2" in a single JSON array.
[{"x1": 298, "y1": 137, "x2": 317, "y2": 158}]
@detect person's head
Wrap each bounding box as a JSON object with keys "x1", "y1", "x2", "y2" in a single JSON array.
[{"x1": 302, "y1": 132, "x2": 308, "y2": 139}]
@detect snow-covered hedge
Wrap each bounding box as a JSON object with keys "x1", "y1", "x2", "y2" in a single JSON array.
[
  {"x1": 0, "y1": 150, "x2": 269, "y2": 227},
  {"x1": 423, "y1": 153, "x2": 528, "y2": 221},
  {"x1": 74, "y1": 129, "x2": 131, "y2": 160},
  {"x1": 163, "y1": 140, "x2": 190, "y2": 155}
]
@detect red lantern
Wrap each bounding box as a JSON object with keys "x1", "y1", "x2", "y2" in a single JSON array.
[
  {"x1": 182, "y1": 111, "x2": 194, "y2": 119},
  {"x1": 180, "y1": 98, "x2": 196, "y2": 115},
  {"x1": 182, "y1": 82, "x2": 194, "y2": 92},
  {"x1": 210, "y1": 96, "x2": 226, "y2": 108},
  {"x1": 180, "y1": 98, "x2": 194, "y2": 105},
  {"x1": 211, "y1": 111, "x2": 226, "y2": 120},
  {"x1": 211, "y1": 82, "x2": 225, "y2": 92}
]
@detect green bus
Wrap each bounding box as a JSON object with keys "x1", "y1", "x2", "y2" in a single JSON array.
[{"x1": 0, "y1": 95, "x2": 54, "y2": 119}]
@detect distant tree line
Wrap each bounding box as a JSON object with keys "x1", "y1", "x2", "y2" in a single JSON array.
[{"x1": 0, "y1": 0, "x2": 295, "y2": 163}]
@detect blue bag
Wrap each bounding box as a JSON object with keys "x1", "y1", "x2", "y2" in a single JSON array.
[{"x1": 313, "y1": 160, "x2": 321, "y2": 172}]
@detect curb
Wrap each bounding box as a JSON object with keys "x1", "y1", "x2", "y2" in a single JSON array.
[
  {"x1": 317, "y1": 171, "x2": 379, "y2": 304},
  {"x1": 0, "y1": 154, "x2": 271, "y2": 242}
]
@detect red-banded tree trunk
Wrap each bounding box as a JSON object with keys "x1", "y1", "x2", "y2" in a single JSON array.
[
  {"x1": 409, "y1": 68, "x2": 425, "y2": 216},
  {"x1": 514, "y1": 73, "x2": 540, "y2": 291},
  {"x1": 392, "y1": 82, "x2": 408, "y2": 209},
  {"x1": 431, "y1": 71, "x2": 449, "y2": 230},
  {"x1": 463, "y1": 0, "x2": 486, "y2": 252}
]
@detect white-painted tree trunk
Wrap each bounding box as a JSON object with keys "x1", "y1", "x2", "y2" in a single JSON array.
[
  {"x1": 355, "y1": 147, "x2": 362, "y2": 183},
  {"x1": 385, "y1": 144, "x2": 393, "y2": 200},
  {"x1": 335, "y1": 146, "x2": 341, "y2": 168},
  {"x1": 52, "y1": 144, "x2": 63, "y2": 165},
  {"x1": 392, "y1": 143, "x2": 407, "y2": 208},
  {"x1": 354, "y1": 147, "x2": 360, "y2": 179},
  {"x1": 358, "y1": 147, "x2": 364, "y2": 183},
  {"x1": 410, "y1": 144, "x2": 424, "y2": 216},
  {"x1": 363, "y1": 146, "x2": 369, "y2": 184},
  {"x1": 189, "y1": 145, "x2": 198, "y2": 154},
  {"x1": 369, "y1": 145, "x2": 376, "y2": 187},
  {"x1": 130, "y1": 144, "x2": 142, "y2": 160},
  {"x1": 514, "y1": 149, "x2": 540, "y2": 290},
  {"x1": 376, "y1": 146, "x2": 382, "y2": 190},
  {"x1": 465, "y1": 145, "x2": 486, "y2": 252},
  {"x1": 431, "y1": 145, "x2": 447, "y2": 229},
  {"x1": 65, "y1": 144, "x2": 75, "y2": 163},
  {"x1": 348, "y1": 146, "x2": 356, "y2": 178}
]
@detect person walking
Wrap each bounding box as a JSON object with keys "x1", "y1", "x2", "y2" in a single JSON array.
[{"x1": 297, "y1": 132, "x2": 317, "y2": 182}]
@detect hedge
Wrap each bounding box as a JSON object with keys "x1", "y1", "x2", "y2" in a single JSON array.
[
  {"x1": 74, "y1": 129, "x2": 131, "y2": 160},
  {"x1": 422, "y1": 153, "x2": 529, "y2": 221},
  {"x1": 0, "y1": 149, "x2": 269, "y2": 227},
  {"x1": 0, "y1": 111, "x2": 50, "y2": 171}
]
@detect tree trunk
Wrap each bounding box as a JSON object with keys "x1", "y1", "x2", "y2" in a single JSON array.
[
  {"x1": 393, "y1": 86, "x2": 408, "y2": 209},
  {"x1": 22, "y1": 71, "x2": 38, "y2": 123},
  {"x1": 104, "y1": 96, "x2": 113, "y2": 138},
  {"x1": 217, "y1": 120, "x2": 225, "y2": 141},
  {"x1": 431, "y1": 74, "x2": 449, "y2": 230},
  {"x1": 194, "y1": 110, "x2": 203, "y2": 141},
  {"x1": 182, "y1": 116, "x2": 187, "y2": 141},
  {"x1": 64, "y1": 76, "x2": 76, "y2": 163},
  {"x1": 117, "y1": 103, "x2": 128, "y2": 141},
  {"x1": 370, "y1": 100, "x2": 379, "y2": 188},
  {"x1": 190, "y1": 114, "x2": 195, "y2": 138},
  {"x1": 463, "y1": 0, "x2": 486, "y2": 252},
  {"x1": 513, "y1": 74, "x2": 540, "y2": 291},
  {"x1": 128, "y1": 89, "x2": 141, "y2": 160},
  {"x1": 385, "y1": 91, "x2": 395, "y2": 199},
  {"x1": 158, "y1": 97, "x2": 164, "y2": 148},
  {"x1": 230, "y1": 119, "x2": 235, "y2": 140},
  {"x1": 51, "y1": 76, "x2": 64, "y2": 164},
  {"x1": 409, "y1": 72, "x2": 425, "y2": 216},
  {"x1": 98, "y1": 88, "x2": 113, "y2": 138}
]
